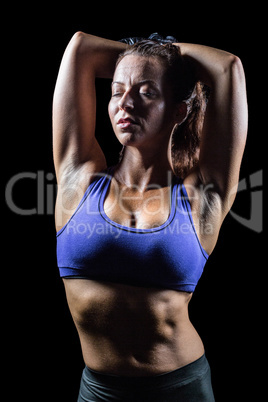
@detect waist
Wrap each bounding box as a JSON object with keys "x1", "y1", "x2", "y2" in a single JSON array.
[
  {"x1": 78, "y1": 355, "x2": 215, "y2": 401},
  {"x1": 84, "y1": 354, "x2": 209, "y2": 384}
]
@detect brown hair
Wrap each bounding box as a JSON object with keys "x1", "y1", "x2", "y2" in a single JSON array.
[{"x1": 116, "y1": 40, "x2": 208, "y2": 178}]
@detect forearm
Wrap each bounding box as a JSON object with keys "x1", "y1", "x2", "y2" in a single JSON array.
[
  {"x1": 71, "y1": 32, "x2": 127, "y2": 78},
  {"x1": 175, "y1": 42, "x2": 240, "y2": 87}
]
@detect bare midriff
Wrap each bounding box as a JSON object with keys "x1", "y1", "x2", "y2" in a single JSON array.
[{"x1": 63, "y1": 278, "x2": 204, "y2": 376}]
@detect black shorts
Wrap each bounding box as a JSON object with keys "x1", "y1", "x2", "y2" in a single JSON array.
[{"x1": 77, "y1": 354, "x2": 215, "y2": 401}]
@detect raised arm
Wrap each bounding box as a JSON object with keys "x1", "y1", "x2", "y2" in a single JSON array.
[
  {"x1": 53, "y1": 32, "x2": 126, "y2": 182},
  {"x1": 52, "y1": 32, "x2": 126, "y2": 230},
  {"x1": 179, "y1": 43, "x2": 247, "y2": 201},
  {"x1": 176, "y1": 43, "x2": 248, "y2": 252}
]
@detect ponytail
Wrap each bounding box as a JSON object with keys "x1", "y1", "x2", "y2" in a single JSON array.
[{"x1": 171, "y1": 82, "x2": 208, "y2": 178}]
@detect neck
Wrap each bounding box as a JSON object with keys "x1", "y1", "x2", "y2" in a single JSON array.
[{"x1": 114, "y1": 145, "x2": 173, "y2": 191}]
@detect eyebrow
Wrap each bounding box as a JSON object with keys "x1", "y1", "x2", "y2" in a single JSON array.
[{"x1": 111, "y1": 79, "x2": 158, "y2": 87}]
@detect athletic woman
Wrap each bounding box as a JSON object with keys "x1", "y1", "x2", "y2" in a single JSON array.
[{"x1": 53, "y1": 32, "x2": 247, "y2": 401}]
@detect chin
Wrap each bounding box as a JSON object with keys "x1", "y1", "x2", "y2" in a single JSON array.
[{"x1": 116, "y1": 130, "x2": 141, "y2": 147}]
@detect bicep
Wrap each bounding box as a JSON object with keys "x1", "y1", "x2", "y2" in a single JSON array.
[
  {"x1": 197, "y1": 56, "x2": 248, "y2": 210},
  {"x1": 52, "y1": 33, "x2": 106, "y2": 180}
]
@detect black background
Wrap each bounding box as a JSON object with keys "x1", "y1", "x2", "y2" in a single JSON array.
[{"x1": 5, "y1": 4, "x2": 263, "y2": 401}]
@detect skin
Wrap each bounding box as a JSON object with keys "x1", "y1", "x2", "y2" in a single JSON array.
[
  {"x1": 53, "y1": 32, "x2": 248, "y2": 375},
  {"x1": 109, "y1": 55, "x2": 183, "y2": 152}
]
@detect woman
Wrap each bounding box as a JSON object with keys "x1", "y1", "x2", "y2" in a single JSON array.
[{"x1": 53, "y1": 32, "x2": 247, "y2": 401}]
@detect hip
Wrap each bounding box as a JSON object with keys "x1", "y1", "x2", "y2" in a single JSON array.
[{"x1": 77, "y1": 354, "x2": 215, "y2": 401}]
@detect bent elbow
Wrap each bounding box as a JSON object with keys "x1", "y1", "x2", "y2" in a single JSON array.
[
  {"x1": 65, "y1": 31, "x2": 88, "y2": 57},
  {"x1": 228, "y1": 55, "x2": 246, "y2": 82},
  {"x1": 67, "y1": 31, "x2": 98, "y2": 61},
  {"x1": 71, "y1": 31, "x2": 86, "y2": 42},
  {"x1": 68, "y1": 31, "x2": 86, "y2": 49},
  {"x1": 218, "y1": 54, "x2": 244, "y2": 79}
]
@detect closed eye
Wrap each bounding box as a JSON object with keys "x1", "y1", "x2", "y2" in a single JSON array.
[
  {"x1": 112, "y1": 92, "x2": 123, "y2": 97},
  {"x1": 140, "y1": 92, "x2": 156, "y2": 98}
]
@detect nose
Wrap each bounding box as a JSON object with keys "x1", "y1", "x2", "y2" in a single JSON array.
[{"x1": 118, "y1": 91, "x2": 134, "y2": 111}]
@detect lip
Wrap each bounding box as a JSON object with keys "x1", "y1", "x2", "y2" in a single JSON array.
[{"x1": 117, "y1": 117, "x2": 138, "y2": 129}]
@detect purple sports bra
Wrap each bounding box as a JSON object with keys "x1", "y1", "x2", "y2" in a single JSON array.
[{"x1": 56, "y1": 167, "x2": 209, "y2": 292}]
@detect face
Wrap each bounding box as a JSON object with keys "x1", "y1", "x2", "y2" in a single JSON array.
[{"x1": 108, "y1": 55, "x2": 181, "y2": 149}]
